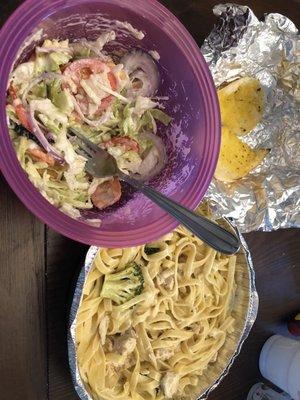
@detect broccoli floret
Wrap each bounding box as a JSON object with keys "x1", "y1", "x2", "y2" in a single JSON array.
[
  {"x1": 144, "y1": 246, "x2": 160, "y2": 255},
  {"x1": 101, "y1": 262, "x2": 144, "y2": 305}
]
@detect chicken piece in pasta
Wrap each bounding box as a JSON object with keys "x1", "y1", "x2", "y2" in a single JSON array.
[{"x1": 161, "y1": 372, "x2": 180, "y2": 398}]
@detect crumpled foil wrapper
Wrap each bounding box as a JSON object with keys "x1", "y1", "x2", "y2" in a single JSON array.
[
  {"x1": 202, "y1": 4, "x2": 300, "y2": 232},
  {"x1": 68, "y1": 222, "x2": 258, "y2": 400}
]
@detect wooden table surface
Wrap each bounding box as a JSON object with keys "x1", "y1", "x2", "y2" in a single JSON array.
[{"x1": 0, "y1": 1, "x2": 299, "y2": 399}]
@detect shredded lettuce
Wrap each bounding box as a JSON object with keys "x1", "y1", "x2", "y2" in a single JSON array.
[
  {"x1": 69, "y1": 120, "x2": 112, "y2": 144},
  {"x1": 8, "y1": 36, "x2": 172, "y2": 221},
  {"x1": 138, "y1": 110, "x2": 156, "y2": 132},
  {"x1": 38, "y1": 114, "x2": 63, "y2": 135},
  {"x1": 48, "y1": 52, "x2": 71, "y2": 71},
  {"x1": 10, "y1": 39, "x2": 72, "y2": 95},
  {"x1": 45, "y1": 79, "x2": 74, "y2": 115},
  {"x1": 117, "y1": 150, "x2": 142, "y2": 174},
  {"x1": 10, "y1": 61, "x2": 36, "y2": 94},
  {"x1": 134, "y1": 96, "x2": 157, "y2": 117},
  {"x1": 53, "y1": 90, "x2": 74, "y2": 116},
  {"x1": 149, "y1": 109, "x2": 172, "y2": 126},
  {"x1": 13, "y1": 136, "x2": 93, "y2": 210},
  {"x1": 39, "y1": 39, "x2": 72, "y2": 71},
  {"x1": 121, "y1": 104, "x2": 138, "y2": 136},
  {"x1": 71, "y1": 31, "x2": 115, "y2": 60},
  {"x1": 71, "y1": 42, "x2": 91, "y2": 59},
  {"x1": 15, "y1": 136, "x2": 30, "y2": 167},
  {"x1": 42, "y1": 38, "x2": 70, "y2": 50},
  {"x1": 110, "y1": 99, "x2": 171, "y2": 139},
  {"x1": 107, "y1": 146, "x2": 142, "y2": 174},
  {"x1": 6, "y1": 104, "x2": 19, "y2": 124},
  {"x1": 31, "y1": 99, "x2": 68, "y2": 126},
  {"x1": 27, "y1": 82, "x2": 47, "y2": 100},
  {"x1": 48, "y1": 79, "x2": 62, "y2": 101}
]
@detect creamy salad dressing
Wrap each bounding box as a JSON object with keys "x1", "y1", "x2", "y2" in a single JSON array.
[
  {"x1": 7, "y1": 26, "x2": 169, "y2": 223},
  {"x1": 115, "y1": 20, "x2": 145, "y2": 40},
  {"x1": 149, "y1": 50, "x2": 160, "y2": 61}
]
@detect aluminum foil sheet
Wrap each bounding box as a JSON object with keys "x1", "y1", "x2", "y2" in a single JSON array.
[
  {"x1": 68, "y1": 221, "x2": 259, "y2": 400},
  {"x1": 68, "y1": 246, "x2": 98, "y2": 400},
  {"x1": 202, "y1": 4, "x2": 300, "y2": 233}
]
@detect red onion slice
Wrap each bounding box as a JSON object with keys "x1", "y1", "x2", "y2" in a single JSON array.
[
  {"x1": 121, "y1": 51, "x2": 160, "y2": 98},
  {"x1": 132, "y1": 131, "x2": 166, "y2": 181},
  {"x1": 37, "y1": 121, "x2": 54, "y2": 141},
  {"x1": 29, "y1": 103, "x2": 64, "y2": 163},
  {"x1": 130, "y1": 70, "x2": 153, "y2": 98}
]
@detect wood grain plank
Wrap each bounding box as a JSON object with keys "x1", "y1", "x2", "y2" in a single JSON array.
[
  {"x1": 0, "y1": 174, "x2": 47, "y2": 400},
  {"x1": 46, "y1": 228, "x2": 87, "y2": 400},
  {"x1": 0, "y1": 0, "x2": 22, "y2": 26}
]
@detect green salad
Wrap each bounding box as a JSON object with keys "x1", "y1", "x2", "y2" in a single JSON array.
[{"x1": 6, "y1": 32, "x2": 171, "y2": 223}]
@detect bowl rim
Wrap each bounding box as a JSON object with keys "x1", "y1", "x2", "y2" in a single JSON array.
[{"x1": 0, "y1": 0, "x2": 220, "y2": 247}]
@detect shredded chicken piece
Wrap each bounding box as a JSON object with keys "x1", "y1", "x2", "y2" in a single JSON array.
[
  {"x1": 124, "y1": 353, "x2": 136, "y2": 369},
  {"x1": 106, "y1": 362, "x2": 115, "y2": 376},
  {"x1": 161, "y1": 372, "x2": 180, "y2": 398},
  {"x1": 106, "y1": 338, "x2": 114, "y2": 352},
  {"x1": 105, "y1": 330, "x2": 137, "y2": 369},
  {"x1": 105, "y1": 353, "x2": 125, "y2": 368},
  {"x1": 157, "y1": 269, "x2": 175, "y2": 290},
  {"x1": 164, "y1": 276, "x2": 175, "y2": 290},
  {"x1": 191, "y1": 323, "x2": 201, "y2": 335},
  {"x1": 99, "y1": 315, "x2": 109, "y2": 345},
  {"x1": 114, "y1": 330, "x2": 137, "y2": 357},
  {"x1": 155, "y1": 348, "x2": 175, "y2": 361}
]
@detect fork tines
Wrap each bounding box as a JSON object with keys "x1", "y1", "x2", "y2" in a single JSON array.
[{"x1": 67, "y1": 128, "x2": 99, "y2": 158}]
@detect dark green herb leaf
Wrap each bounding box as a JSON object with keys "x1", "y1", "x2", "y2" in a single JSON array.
[{"x1": 144, "y1": 246, "x2": 160, "y2": 255}]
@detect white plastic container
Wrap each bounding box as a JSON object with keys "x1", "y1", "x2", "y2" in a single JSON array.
[
  {"x1": 259, "y1": 335, "x2": 300, "y2": 400},
  {"x1": 247, "y1": 382, "x2": 293, "y2": 400}
]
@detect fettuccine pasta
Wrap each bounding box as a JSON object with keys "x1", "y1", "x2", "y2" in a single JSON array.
[{"x1": 76, "y1": 226, "x2": 237, "y2": 400}]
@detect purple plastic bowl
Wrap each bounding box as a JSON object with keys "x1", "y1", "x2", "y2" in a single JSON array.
[{"x1": 0, "y1": 0, "x2": 220, "y2": 247}]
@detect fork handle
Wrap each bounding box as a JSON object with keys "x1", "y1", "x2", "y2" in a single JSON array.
[{"x1": 121, "y1": 175, "x2": 240, "y2": 255}]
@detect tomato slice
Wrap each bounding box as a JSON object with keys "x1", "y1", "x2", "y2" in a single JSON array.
[
  {"x1": 91, "y1": 177, "x2": 122, "y2": 210},
  {"x1": 9, "y1": 84, "x2": 18, "y2": 100},
  {"x1": 107, "y1": 71, "x2": 117, "y2": 91},
  {"x1": 101, "y1": 137, "x2": 140, "y2": 152},
  {"x1": 15, "y1": 103, "x2": 32, "y2": 131},
  {"x1": 63, "y1": 59, "x2": 117, "y2": 113},
  {"x1": 27, "y1": 147, "x2": 55, "y2": 166},
  {"x1": 9, "y1": 85, "x2": 32, "y2": 131},
  {"x1": 63, "y1": 59, "x2": 109, "y2": 85}
]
